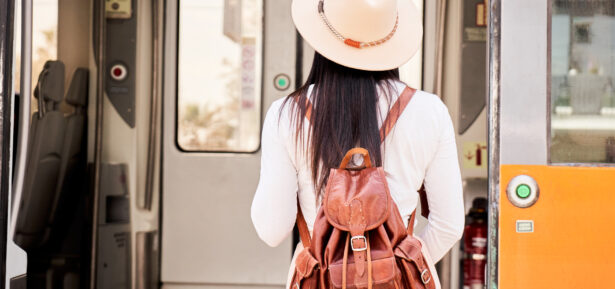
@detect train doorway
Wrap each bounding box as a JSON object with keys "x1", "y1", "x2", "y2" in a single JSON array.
[{"x1": 2, "y1": 0, "x2": 615, "y2": 289}]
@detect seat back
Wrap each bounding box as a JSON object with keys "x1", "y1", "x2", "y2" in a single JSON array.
[
  {"x1": 13, "y1": 60, "x2": 67, "y2": 250},
  {"x1": 44, "y1": 68, "x2": 89, "y2": 246}
]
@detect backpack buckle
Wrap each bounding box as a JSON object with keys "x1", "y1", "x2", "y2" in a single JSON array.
[
  {"x1": 421, "y1": 269, "x2": 431, "y2": 284},
  {"x1": 350, "y1": 235, "x2": 367, "y2": 251}
]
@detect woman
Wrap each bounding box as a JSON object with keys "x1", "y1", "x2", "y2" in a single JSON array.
[{"x1": 251, "y1": 0, "x2": 464, "y2": 286}]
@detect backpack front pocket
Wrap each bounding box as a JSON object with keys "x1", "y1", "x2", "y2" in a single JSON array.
[{"x1": 328, "y1": 256, "x2": 401, "y2": 289}]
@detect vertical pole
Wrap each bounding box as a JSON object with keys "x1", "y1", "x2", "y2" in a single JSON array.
[
  {"x1": 0, "y1": 0, "x2": 16, "y2": 286},
  {"x1": 434, "y1": 0, "x2": 447, "y2": 98},
  {"x1": 90, "y1": 0, "x2": 106, "y2": 288},
  {"x1": 143, "y1": 0, "x2": 161, "y2": 211},
  {"x1": 10, "y1": 0, "x2": 32, "y2": 240}
]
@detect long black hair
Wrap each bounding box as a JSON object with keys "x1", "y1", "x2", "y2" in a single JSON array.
[{"x1": 282, "y1": 52, "x2": 400, "y2": 195}]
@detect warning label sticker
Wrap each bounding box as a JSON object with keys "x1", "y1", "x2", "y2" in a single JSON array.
[{"x1": 462, "y1": 142, "x2": 488, "y2": 169}]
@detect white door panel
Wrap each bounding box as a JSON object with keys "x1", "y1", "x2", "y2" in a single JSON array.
[{"x1": 162, "y1": 0, "x2": 296, "y2": 286}]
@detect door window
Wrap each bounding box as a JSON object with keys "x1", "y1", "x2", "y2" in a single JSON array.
[
  {"x1": 551, "y1": 1, "x2": 615, "y2": 163},
  {"x1": 14, "y1": 0, "x2": 59, "y2": 104},
  {"x1": 177, "y1": 0, "x2": 263, "y2": 152}
]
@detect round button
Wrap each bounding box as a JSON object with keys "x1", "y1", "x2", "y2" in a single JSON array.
[
  {"x1": 516, "y1": 184, "x2": 531, "y2": 199},
  {"x1": 110, "y1": 64, "x2": 127, "y2": 81},
  {"x1": 273, "y1": 74, "x2": 291, "y2": 91},
  {"x1": 506, "y1": 175, "x2": 539, "y2": 208}
]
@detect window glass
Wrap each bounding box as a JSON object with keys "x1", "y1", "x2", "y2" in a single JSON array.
[
  {"x1": 14, "y1": 0, "x2": 59, "y2": 107},
  {"x1": 177, "y1": 0, "x2": 263, "y2": 152},
  {"x1": 551, "y1": 1, "x2": 615, "y2": 163}
]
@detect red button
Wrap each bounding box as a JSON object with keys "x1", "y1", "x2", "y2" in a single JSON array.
[
  {"x1": 110, "y1": 64, "x2": 127, "y2": 80},
  {"x1": 113, "y1": 67, "x2": 123, "y2": 77}
]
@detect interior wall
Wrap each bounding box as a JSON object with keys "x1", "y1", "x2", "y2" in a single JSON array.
[
  {"x1": 441, "y1": 0, "x2": 489, "y2": 288},
  {"x1": 58, "y1": 0, "x2": 90, "y2": 96}
]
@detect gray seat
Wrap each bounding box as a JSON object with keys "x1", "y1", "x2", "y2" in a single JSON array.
[
  {"x1": 45, "y1": 68, "x2": 89, "y2": 246},
  {"x1": 14, "y1": 60, "x2": 67, "y2": 250}
]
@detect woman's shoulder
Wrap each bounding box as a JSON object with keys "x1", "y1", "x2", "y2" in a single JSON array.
[
  {"x1": 390, "y1": 80, "x2": 449, "y2": 117},
  {"x1": 264, "y1": 96, "x2": 297, "y2": 134},
  {"x1": 389, "y1": 83, "x2": 453, "y2": 143},
  {"x1": 410, "y1": 90, "x2": 448, "y2": 114},
  {"x1": 267, "y1": 97, "x2": 287, "y2": 116}
]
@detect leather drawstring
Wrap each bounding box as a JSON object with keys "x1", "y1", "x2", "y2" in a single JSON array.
[
  {"x1": 342, "y1": 233, "x2": 350, "y2": 289},
  {"x1": 366, "y1": 235, "x2": 373, "y2": 289}
]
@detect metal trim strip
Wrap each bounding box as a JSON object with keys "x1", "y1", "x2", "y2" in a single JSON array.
[
  {"x1": 546, "y1": 0, "x2": 552, "y2": 164},
  {"x1": 487, "y1": 0, "x2": 501, "y2": 288},
  {"x1": 0, "y1": 0, "x2": 16, "y2": 285},
  {"x1": 90, "y1": 0, "x2": 107, "y2": 287}
]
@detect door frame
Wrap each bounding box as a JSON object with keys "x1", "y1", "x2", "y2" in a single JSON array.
[
  {"x1": 0, "y1": 0, "x2": 17, "y2": 286},
  {"x1": 487, "y1": 0, "x2": 500, "y2": 287}
]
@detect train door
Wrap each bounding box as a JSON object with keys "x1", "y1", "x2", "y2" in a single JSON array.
[
  {"x1": 490, "y1": 0, "x2": 615, "y2": 288},
  {"x1": 160, "y1": 1, "x2": 297, "y2": 288}
]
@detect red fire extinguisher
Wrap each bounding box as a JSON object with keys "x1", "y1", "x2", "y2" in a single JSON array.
[{"x1": 463, "y1": 198, "x2": 488, "y2": 289}]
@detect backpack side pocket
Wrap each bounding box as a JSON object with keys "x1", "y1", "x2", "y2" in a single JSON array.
[
  {"x1": 393, "y1": 236, "x2": 436, "y2": 289},
  {"x1": 290, "y1": 249, "x2": 320, "y2": 289}
]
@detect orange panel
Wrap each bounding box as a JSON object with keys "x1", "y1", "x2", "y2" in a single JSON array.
[{"x1": 499, "y1": 165, "x2": 615, "y2": 289}]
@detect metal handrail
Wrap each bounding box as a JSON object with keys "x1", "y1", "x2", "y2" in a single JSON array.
[
  {"x1": 143, "y1": 0, "x2": 162, "y2": 211},
  {"x1": 10, "y1": 0, "x2": 33, "y2": 239},
  {"x1": 434, "y1": 0, "x2": 447, "y2": 98},
  {"x1": 90, "y1": 0, "x2": 106, "y2": 288}
]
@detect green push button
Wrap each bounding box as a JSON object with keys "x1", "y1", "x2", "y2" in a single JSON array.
[
  {"x1": 516, "y1": 184, "x2": 531, "y2": 199},
  {"x1": 274, "y1": 74, "x2": 291, "y2": 91}
]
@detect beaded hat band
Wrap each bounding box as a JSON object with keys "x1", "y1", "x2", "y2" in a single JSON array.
[{"x1": 317, "y1": 0, "x2": 399, "y2": 48}]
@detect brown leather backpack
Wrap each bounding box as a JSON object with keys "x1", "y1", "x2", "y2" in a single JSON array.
[{"x1": 291, "y1": 86, "x2": 436, "y2": 289}]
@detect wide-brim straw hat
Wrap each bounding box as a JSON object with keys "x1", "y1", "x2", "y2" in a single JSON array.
[{"x1": 292, "y1": 0, "x2": 423, "y2": 71}]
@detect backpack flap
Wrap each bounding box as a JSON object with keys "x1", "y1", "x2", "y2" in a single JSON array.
[{"x1": 323, "y1": 148, "x2": 391, "y2": 234}]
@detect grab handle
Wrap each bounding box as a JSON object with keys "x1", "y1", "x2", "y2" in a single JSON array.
[
  {"x1": 339, "y1": 148, "x2": 372, "y2": 169},
  {"x1": 10, "y1": 0, "x2": 34, "y2": 239}
]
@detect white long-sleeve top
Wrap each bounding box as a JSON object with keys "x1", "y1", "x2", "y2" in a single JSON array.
[{"x1": 251, "y1": 80, "x2": 464, "y2": 262}]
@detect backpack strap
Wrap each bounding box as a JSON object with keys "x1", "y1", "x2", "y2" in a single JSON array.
[
  {"x1": 378, "y1": 87, "x2": 431, "y2": 221},
  {"x1": 407, "y1": 185, "x2": 429, "y2": 235},
  {"x1": 379, "y1": 86, "x2": 416, "y2": 142},
  {"x1": 407, "y1": 210, "x2": 417, "y2": 235},
  {"x1": 296, "y1": 86, "x2": 416, "y2": 137},
  {"x1": 293, "y1": 86, "x2": 424, "y2": 246},
  {"x1": 296, "y1": 201, "x2": 312, "y2": 248},
  {"x1": 294, "y1": 95, "x2": 315, "y2": 248}
]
